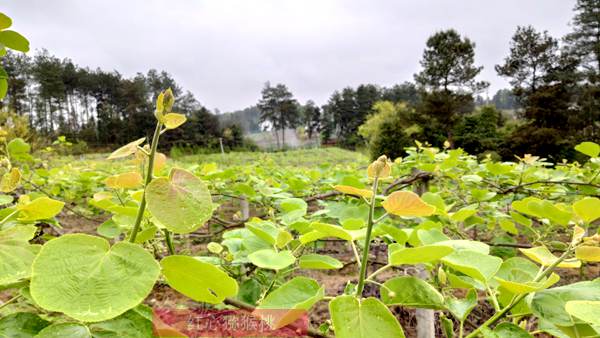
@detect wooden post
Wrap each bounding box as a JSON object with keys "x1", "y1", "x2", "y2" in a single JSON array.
[
  {"x1": 413, "y1": 169, "x2": 435, "y2": 338},
  {"x1": 240, "y1": 195, "x2": 250, "y2": 221},
  {"x1": 219, "y1": 137, "x2": 225, "y2": 155}
]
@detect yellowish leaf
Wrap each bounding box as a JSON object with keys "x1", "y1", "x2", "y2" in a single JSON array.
[
  {"x1": 163, "y1": 113, "x2": 186, "y2": 129},
  {"x1": 154, "y1": 152, "x2": 167, "y2": 173},
  {"x1": 575, "y1": 246, "x2": 600, "y2": 262},
  {"x1": 0, "y1": 168, "x2": 21, "y2": 192},
  {"x1": 519, "y1": 246, "x2": 581, "y2": 268},
  {"x1": 494, "y1": 273, "x2": 559, "y2": 294},
  {"x1": 572, "y1": 225, "x2": 586, "y2": 245},
  {"x1": 105, "y1": 172, "x2": 143, "y2": 189},
  {"x1": 107, "y1": 137, "x2": 146, "y2": 160},
  {"x1": 17, "y1": 197, "x2": 65, "y2": 221},
  {"x1": 334, "y1": 185, "x2": 373, "y2": 199},
  {"x1": 382, "y1": 191, "x2": 435, "y2": 217}
]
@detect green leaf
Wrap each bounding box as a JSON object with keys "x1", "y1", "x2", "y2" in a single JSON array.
[
  {"x1": 446, "y1": 288, "x2": 477, "y2": 321},
  {"x1": 160, "y1": 255, "x2": 238, "y2": 304},
  {"x1": 107, "y1": 138, "x2": 145, "y2": 160},
  {"x1": 0, "y1": 78, "x2": 7, "y2": 99},
  {"x1": 573, "y1": 197, "x2": 600, "y2": 224},
  {"x1": 0, "y1": 30, "x2": 29, "y2": 52},
  {"x1": 389, "y1": 245, "x2": 454, "y2": 266},
  {"x1": 246, "y1": 219, "x2": 291, "y2": 248},
  {"x1": 163, "y1": 113, "x2": 187, "y2": 129},
  {"x1": 97, "y1": 219, "x2": 123, "y2": 239},
  {"x1": 299, "y1": 254, "x2": 343, "y2": 270},
  {"x1": 0, "y1": 194, "x2": 14, "y2": 206},
  {"x1": 311, "y1": 222, "x2": 353, "y2": 241},
  {"x1": 378, "y1": 224, "x2": 408, "y2": 244},
  {"x1": 248, "y1": 249, "x2": 296, "y2": 270},
  {"x1": 146, "y1": 168, "x2": 214, "y2": 234},
  {"x1": 519, "y1": 246, "x2": 581, "y2": 268},
  {"x1": 0, "y1": 225, "x2": 39, "y2": 286},
  {"x1": 0, "y1": 13, "x2": 12, "y2": 30},
  {"x1": 30, "y1": 234, "x2": 160, "y2": 322},
  {"x1": 531, "y1": 279, "x2": 600, "y2": 327},
  {"x1": 256, "y1": 277, "x2": 324, "y2": 328},
  {"x1": 35, "y1": 323, "x2": 91, "y2": 338},
  {"x1": 329, "y1": 296, "x2": 405, "y2": 338},
  {"x1": 88, "y1": 305, "x2": 154, "y2": 338},
  {"x1": 575, "y1": 141, "x2": 600, "y2": 158},
  {"x1": 17, "y1": 197, "x2": 65, "y2": 222},
  {"x1": 565, "y1": 300, "x2": 600, "y2": 326},
  {"x1": 0, "y1": 312, "x2": 49, "y2": 338},
  {"x1": 7, "y1": 138, "x2": 31, "y2": 162},
  {"x1": 380, "y1": 276, "x2": 445, "y2": 309},
  {"x1": 490, "y1": 322, "x2": 533, "y2": 338},
  {"x1": 441, "y1": 250, "x2": 502, "y2": 282},
  {"x1": 451, "y1": 207, "x2": 477, "y2": 222}
]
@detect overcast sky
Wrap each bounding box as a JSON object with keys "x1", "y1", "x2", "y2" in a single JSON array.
[{"x1": 6, "y1": 0, "x2": 575, "y2": 112}]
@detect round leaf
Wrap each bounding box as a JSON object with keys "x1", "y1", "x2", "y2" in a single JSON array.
[
  {"x1": 381, "y1": 276, "x2": 445, "y2": 309},
  {"x1": 256, "y1": 276, "x2": 324, "y2": 328},
  {"x1": 0, "y1": 30, "x2": 29, "y2": 52},
  {"x1": 382, "y1": 191, "x2": 435, "y2": 217},
  {"x1": 573, "y1": 197, "x2": 600, "y2": 224},
  {"x1": 299, "y1": 254, "x2": 343, "y2": 270},
  {"x1": 160, "y1": 255, "x2": 238, "y2": 304},
  {"x1": 104, "y1": 172, "x2": 142, "y2": 189},
  {"x1": 107, "y1": 138, "x2": 146, "y2": 160},
  {"x1": 329, "y1": 296, "x2": 405, "y2": 338},
  {"x1": 575, "y1": 246, "x2": 600, "y2": 262},
  {"x1": 30, "y1": 234, "x2": 160, "y2": 322},
  {"x1": 17, "y1": 197, "x2": 64, "y2": 221},
  {"x1": 575, "y1": 141, "x2": 600, "y2": 158},
  {"x1": 519, "y1": 246, "x2": 581, "y2": 268},
  {"x1": 389, "y1": 245, "x2": 453, "y2": 266},
  {"x1": 0, "y1": 13, "x2": 12, "y2": 30},
  {"x1": 334, "y1": 185, "x2": 373, "y2": 199},
  {"x1": 36, "y1": 323, "x2": 91, "y2": 338},
  {"x1": 163, "y1": 113, "x2": 187, "y2": 129},
  {"x1": 146, "y1": 168, "x2": 213, "y2": 234},
  {"x1": 248, "y1": 249, "x2": 295, "y2": 270},
  {"x1": 441, "y1": 250, "x2": 503, "y2": 282},
  {"x1": 565, "y1": 300, "x2": 600, "y2": 326}
]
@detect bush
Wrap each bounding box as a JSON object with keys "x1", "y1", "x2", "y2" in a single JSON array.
[{"x1": 358, "y1": 101, "x2": 416, "y2": 160}]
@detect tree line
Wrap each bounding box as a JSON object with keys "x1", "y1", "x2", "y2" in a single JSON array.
[
  {"x1": 0, "y1": 50, "x2": 246, "y2": 151},
  {"x1": 256, "y1": 0, "x2": 600, "y2": 161},
  {"x1": 2, "y1": 0, "x2": 599, "y2": 160}
]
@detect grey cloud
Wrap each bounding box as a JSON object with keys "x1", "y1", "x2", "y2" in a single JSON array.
[{"x1": 6, "y1": 0, "x2": 574, "y2": 111}]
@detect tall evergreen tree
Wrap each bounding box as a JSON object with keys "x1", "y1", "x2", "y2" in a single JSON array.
[
  {"x1": 257, "y1": 82, "x2": 299, "y2": 148},
  {"x1": 414, "y1": 29, "x2": 487, "y2": 145}
]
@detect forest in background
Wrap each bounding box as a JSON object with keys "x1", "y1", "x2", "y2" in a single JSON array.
[{"x1": 1, "y1": 0, "x2": 600, "y2": 161}]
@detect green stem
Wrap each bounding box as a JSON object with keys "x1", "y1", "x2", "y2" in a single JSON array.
[
  {"x1": 129, "y1": 122, "x2": 162, "y2": 243},
  {"x1": 367, "y1": 264, "x2": 391, "y2": 281},
  {"x1": 163, "y1": 229, "x2": 175, "y2": 255},
  {"x1": 465, "y1": 245, "x2": 576, "y2": 338},
  {"x1": 355, "y1": 177, "x2": 379, "y2": 297},
  {"x1": 486, "y1": 284, "x2": 500, "y2": 311}
]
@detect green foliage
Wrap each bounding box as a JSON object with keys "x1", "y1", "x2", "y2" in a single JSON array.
[
  {"x1": 358, "y1": 101, "x2": 415, "y2": 160},
  {"x1": 30, "y1": 234, "x2": 159, "y2": 322}
]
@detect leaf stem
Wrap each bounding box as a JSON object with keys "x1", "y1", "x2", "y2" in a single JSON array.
[
  {"x1": 0, "y1": 294, "x2": 21, "y2": 311},
  {"x1": 129, "y1": 122, "x2": 162, "y2": 243},
  {"x1": 355, "y1": 176, "x2": 379, "y2": 297},
  {"x1": 163, "y1": 229, "x2": 175, "y2": 255}
]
